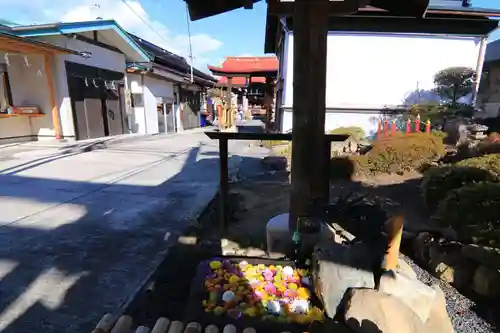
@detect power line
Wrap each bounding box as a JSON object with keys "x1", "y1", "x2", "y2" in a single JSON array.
[{"x1": 119, "y1": 0, "x2": 172, "y2": 50}]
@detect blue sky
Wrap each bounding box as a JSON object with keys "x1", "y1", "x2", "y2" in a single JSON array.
[{"x1": 0, "y1": 0, "x2": 499, "y2": 71}]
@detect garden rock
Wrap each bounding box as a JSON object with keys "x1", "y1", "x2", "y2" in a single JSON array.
[
  {"x1": 261, "y1": 156, "x2": 287, "y2": 171},
  {"x1": 428, "y1": 244, "x2": 475, "y2": 289},
  {"x1": 413, "y1": 232, "x2": 432, "y2": 262},
  {"x1": 441, "y1": 226, "x2": 458, "y2": 241},
  {"x1": 462, "y1": 244, "x2": 500, "y2": 270},
  {"x1": 378, "y1": 271, "x2": 437, "y2": 323},
  {"x1": 312, "y1": 242, "x2": 376, "y2": 319},
  {"x1": 343, "y1": 288, "x2": 426, "y2": 333},
  {"x1": 424, "y1": 285, "x2": 454, "y2": 333},
  {"x1": 472, "y1": 265, "x2": 500, "y2": 297}
]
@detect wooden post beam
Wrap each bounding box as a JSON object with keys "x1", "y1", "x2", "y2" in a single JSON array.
[
  {"x1": 44, "y1": 53, "x2": 62, "y2": 140},
  {"x1": 226, "y1": 77, "x2": 233, "y2": 128},
  {"x1": 289, "y1": 0, "x2": 329, "y2": 231}
]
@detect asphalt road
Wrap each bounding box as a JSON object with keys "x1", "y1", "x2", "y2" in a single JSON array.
[{"x1": 0, "y1": 132, "x2": 267, "y2": 333}]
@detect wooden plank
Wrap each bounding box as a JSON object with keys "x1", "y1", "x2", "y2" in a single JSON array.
[
  {"x1": 268, "y1": 0, "x2": 361, "y2": 16},
  {"x1": 135, "y1": 326, "x2": 151, "y2": 333},
  {"x1": 151, "y1": 318, "x2": 170, "y2": 333},
  {"x1": 167, "y1": 321, "x2": 184, "y2": 333},
  {"x1": 44, "y1": 54, "x2": 62, "y2": 140},
  {"x1": 289, "y1": 0, "x2": 330, "y2": 230},
  {"x1": 222, "y1": 325, "x2": 236, "y2": 333},
  {"x1": 0, "y1": 114, "x2": 45, "y2": 118},
  {"x1": 204, "y1": 131, "x2": 348, "y2": 142},
  {"x1": 91, "y1": 313, "x2": 116, "y2": 333},
  {"x1": 183, "y1": 323, "x2": 201, "y2": 333},
  {"x1": 204, "y1": 325, "x2": 219, "y2": 333},
  {"x1": 110, "y1": 315, "x2": 133, "y2": 333}
]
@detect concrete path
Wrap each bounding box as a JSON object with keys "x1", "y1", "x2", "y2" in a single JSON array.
[{"x1": 0, "y1": 132, "x2": 268, "y2": 333}]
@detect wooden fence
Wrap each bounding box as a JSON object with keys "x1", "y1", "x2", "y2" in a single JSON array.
[{"x1": 90, "y1": 314, "x2": 291, "y2": 333}]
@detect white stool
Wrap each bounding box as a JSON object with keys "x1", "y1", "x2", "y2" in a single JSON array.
[{"x1": 266, "y1": 213, "x2": 290, "y2": 254}]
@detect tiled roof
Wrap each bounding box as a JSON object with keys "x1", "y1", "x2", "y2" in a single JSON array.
[
  {"x1": 126, "y1": 33, "x2": 216, "y2": 84},
  {"x1": 208, "y1": 56, "x2": 278, "y2": 74}
]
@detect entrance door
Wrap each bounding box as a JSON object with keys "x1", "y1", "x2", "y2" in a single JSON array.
[
  {"x1": 105, "y1": 89, "x2": 125, "y2": 136},
  {"x1": 165, "y1": 102, "x2": 175, "y2": 133},
  {"x1": 157, "y1": 101, "x2": 176, "y2": 134},
  {"x1": 85, "y1": 99, "x2": 106, "y2": 139}
]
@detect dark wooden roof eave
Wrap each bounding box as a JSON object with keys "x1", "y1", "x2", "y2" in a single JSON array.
[
  {"x1": 264, "y1": 13, "x2": 499, "y2": 53},
  {"x1": 184, "y1": 0, "x2": 262, "y2": 21}
]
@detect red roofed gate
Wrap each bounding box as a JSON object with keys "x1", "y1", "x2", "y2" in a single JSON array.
[{"x1": 208, "y1": 56, "x2": 278, "y2": 129}]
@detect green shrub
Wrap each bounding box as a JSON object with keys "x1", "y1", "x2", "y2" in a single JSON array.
[
  {"x1": 432, "y1": 182, "x2": 500, "y2": 246},
  {"x1": 328, "y1": 126, "x2": 366, "y2": 141},
  {"x1": 421, "y1": 166, "x2": 499, "y2": 212},
  {"x1": 430, "y1": 130, "x2": 448, "y2": 141},
  {"x1": 330, "y1": 132, "x2": 445, "y2": 177},
  {"x1": 457, "y1": 153, "x2": 500, "y2": 176},
  {"x1": 362, "y1": 132, "x2": 445, "y2": 174}
]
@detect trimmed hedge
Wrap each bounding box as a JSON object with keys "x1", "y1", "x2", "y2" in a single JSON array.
[
  {"x1": 421, "y1": 166, "x2": 499, "y2": 212},
  {"x1": 328, "y1": 126, "x2": 366, "y2": 141},
  {"x1": 456, "y1": 153, "x2": 500, "y2": 176},
  {"x1": 330, "y1": 132, "x2": 446, "y2": 177},
  {"x1": 432, "y1": 182, "x2": 500, "y2": 246}
]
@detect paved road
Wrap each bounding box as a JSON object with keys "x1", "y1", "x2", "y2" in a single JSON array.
[{"x1": 0, "y1": 132, "x2": 267, "y2": 333}]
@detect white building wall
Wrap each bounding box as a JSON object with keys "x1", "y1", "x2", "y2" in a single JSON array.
[
  {"x1": 126, "y1": 74, "x2": 175, "y2": 135},
  {"x1": 38, "y1": 35, "x2": 126, "y2": 140},
  {"x1": 280, "y1": 32, "x2": 482, "y2": 135},
  {"x1": 0, "y1": 53, "x2": 53, "y2": 142},
  {"x1": 143, "y1": 75, "x2": 174, "y2": 134},
  {"x1": 128, "y1": 74, "x2": 147, "y2": 134}
]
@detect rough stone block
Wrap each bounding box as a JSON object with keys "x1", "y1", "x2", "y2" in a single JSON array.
[
  {"x1": 462, "y1": 244, "x2": 500, "y2": 270},
  {"x1": 472, "y1": 265, "x2": 500, "y2": 297},
  {"x1": 343, "y1": 288, "x2": 426, "y2": 333},
  {"x1": 312, "y1": 243, "x2": 376, "y2": 319},
  {"x1": 424, "y1": 285, "x2": 454, "y2": 333},
  {"x1": 378, "y1": 271, "x2": 437, "y2": 323}
]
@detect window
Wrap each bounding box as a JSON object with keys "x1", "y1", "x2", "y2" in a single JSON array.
[
  {"x1": 0, "y1": 65, "x2": 12, "y2": 113},
  {"x1": 131, "y1": 93, "x2": 144, "y2": 107}
]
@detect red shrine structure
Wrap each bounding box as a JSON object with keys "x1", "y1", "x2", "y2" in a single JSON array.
[{"x1": 208, "y1": 56, "x2": 278, "y2": 129}]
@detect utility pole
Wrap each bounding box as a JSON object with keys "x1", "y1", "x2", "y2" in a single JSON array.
[{"x1": 185, "y1": 2, "x2": 194, "y2": 83}]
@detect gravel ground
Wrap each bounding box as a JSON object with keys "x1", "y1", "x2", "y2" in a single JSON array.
[{"x1": 401, "y1": 254, "x2": 495, "y2": 333}]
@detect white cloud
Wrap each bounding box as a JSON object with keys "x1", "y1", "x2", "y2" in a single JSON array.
[{"x1": 3, "y1": 0, "x2": 222, "y2": 70}]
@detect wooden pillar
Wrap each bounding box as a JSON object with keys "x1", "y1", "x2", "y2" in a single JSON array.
[
  {"x1": 264, "y1": 77, "x2": 274, "y2": 131},
  {"x1": 289, "y1": 0, "x2": 329, "y2": 231},
  {"x1": 226, "y1": 77, "x2": 233, "y2": 128},
  {"x1": 44, "y1": 53, "x2": 62, "y2": 140}
]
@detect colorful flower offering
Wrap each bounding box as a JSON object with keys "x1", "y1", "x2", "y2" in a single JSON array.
[{"x1": 202, "y1": 259, "x2": 324, "y2": 324}]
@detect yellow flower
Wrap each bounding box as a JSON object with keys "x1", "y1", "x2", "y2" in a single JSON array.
[
  {"x1": 228, "y1": 275, "x2": 240, "y2": 284},
  {"x1": 288, "y1": 283, "x2": 298, "y2": 290},
  {"x1": 244, "y1": 307, "x2": 258, "y2": 317},
  {"x1": 210, "y1": 261, "x2": 222, "y2": 269},
  {"x1": 213, "y1": 306, "x2": 225, "y2": 316},
  {"x1": 294, "y1": 314, "x2": 309, "y2": 324},
  {"x1": 296, "y1": 287, "x2": 310, "y2": 299}
]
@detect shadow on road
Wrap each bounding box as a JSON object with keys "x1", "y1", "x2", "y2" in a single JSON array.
[{"x1": 0, "y1": 142, "x2": 267, "y2": 333}]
